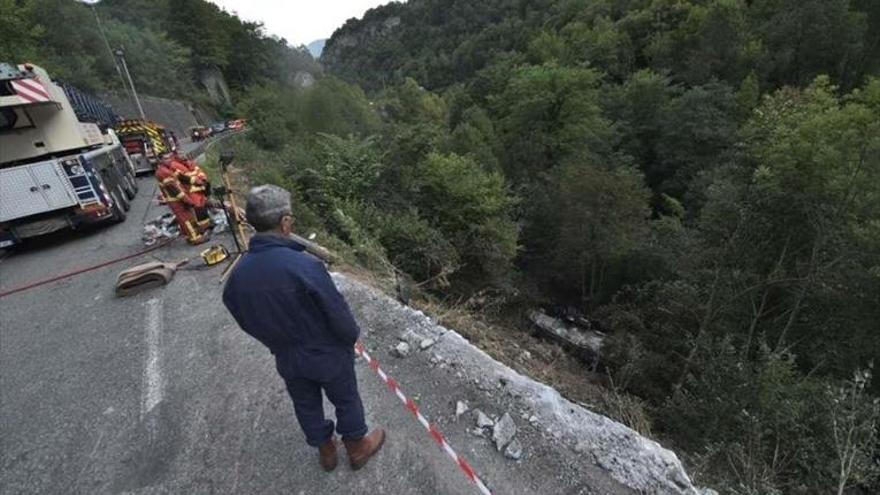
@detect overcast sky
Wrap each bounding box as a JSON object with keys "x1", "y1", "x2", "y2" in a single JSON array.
[{"x1": 207, "y1": 0, "x2": 398, "y2": 47}]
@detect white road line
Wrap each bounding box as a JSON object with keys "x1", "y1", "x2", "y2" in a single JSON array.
[{"x1": 141, "y1": 298, "x2": 164, "y2": 420}]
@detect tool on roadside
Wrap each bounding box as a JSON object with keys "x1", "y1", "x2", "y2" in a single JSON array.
[
  {"x1": 200, "y1": 244, "x2": 229, "y2": 266},
  {"x1": 115, "y1": 258, "x2": 189, "y2": 297}
]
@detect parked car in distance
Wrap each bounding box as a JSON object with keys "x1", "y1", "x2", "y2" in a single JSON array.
[{"x1": 189, "y1": 126, "x2": 212, "y2": 141}]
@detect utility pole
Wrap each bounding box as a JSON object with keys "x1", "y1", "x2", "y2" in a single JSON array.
[{"x1": 115, "y1": 49, "x2": 147, "y2": 121}]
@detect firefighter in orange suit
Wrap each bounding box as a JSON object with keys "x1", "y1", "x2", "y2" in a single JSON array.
[
  {"x1": 170, "y1": 153, "x2": 213, "y2": 233},
  {"x1": 156, "y1": 156, "x2": 208, "y2": 245}
]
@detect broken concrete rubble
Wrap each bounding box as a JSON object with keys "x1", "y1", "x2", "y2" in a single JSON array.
[
  {"x1": 455, "y1": 400, "x2": 468, "y2": 418},
  {"x1": 504, "y1": 438, "x2": 523, "y2": 460},
  {"x1": 398, "y1": 329, "x2": 419, "y2": 344},
  {"x1": 392, "y1": 341, "x2": 411, "y2": 357},
  {"x1": 492, "y1": 412, "x2": 517, "y2": 451},
  {"x1": 475, "y1": 410, "x2": 494, "y2": 429},
  {"x1": 419, "y1": 338, "x2": 435, "y2": 350}
]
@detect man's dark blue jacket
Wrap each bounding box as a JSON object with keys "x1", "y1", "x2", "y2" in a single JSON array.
[{"x1": 222, "y1": 234, "x2": 360, "y2": 382}]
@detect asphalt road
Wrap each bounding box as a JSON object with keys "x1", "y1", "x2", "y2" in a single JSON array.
[{"x1": 0, "y1": 165, "x2": 634, "y2": 493}]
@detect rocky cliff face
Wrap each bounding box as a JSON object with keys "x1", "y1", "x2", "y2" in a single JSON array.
[
  {"x1": 199, "y1": 67, "x2": 231, "y2": 106},
  {"x1": 323, "y1": 15, "x2": 400, "y2": 60},
  {"x1": 321, "y1": 2, "x2": 406, "y2": 90}
]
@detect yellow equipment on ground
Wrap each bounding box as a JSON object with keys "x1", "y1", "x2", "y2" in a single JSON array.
[{"x1": 200, "y1": 244, "x2": 229, "y2": 266}]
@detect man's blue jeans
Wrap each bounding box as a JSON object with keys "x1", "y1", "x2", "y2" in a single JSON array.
[{"x1": 281, "y1": 359, "x2": 368, "y2": 447}]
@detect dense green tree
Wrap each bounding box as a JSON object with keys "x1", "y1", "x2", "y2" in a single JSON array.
[
  {"x1": 104, "y1": 19, "x2": 195, "y2": 97},
  {"x1": 560, "y1": 16, "x2": 635, "y2": 80},
  {"x1": 377, "y1": 208, "x2": 460, "y2": 284},
  {"x1": 15, "y1": 0, "x2": 114, "y2": 91},
  {"x1": 164, "y1": 0, "x2": 230, "y2": 69},
  {"x1": 309, "y1": 134, "x2": 384, "y2": 203},
  {"x1": 405, "y1": 152, "x2": 518, "y2": 288},
  {"x1": 380, "y1": 78, "x2": 447, "y2": 125},
  {"x1": 750, "y1": 0, "x2": 872, "y2": 90},
  {"x1": 235, "y1": 84, "x2": 298, "y2": 150},
  {"x1": 598, "y1": 76, "x2": 880, "y2": 491},
  {"x1": 546, "y1": 161, "x2": 650, "y2": 306},
  {"x1": 654, "y1": 81, "x2": 738, "y2": 201},
  {"x1": 445, "y1": 105, "x2": 500, "y2": 171},
  {"x1": 300, "y1": 78, "x2": 380, "y2": 137},
  {"x1": 738, "y1": 77, "x2": 880, "y2": 365},
  {"x1": 642, "y1": 0, "x2": 751, "y2": 85},
  {"x1": 492, "y1": 63, "x2": 616, "y2": 179},
  {"x1": 603, "y1": 70, "x2": 675, "y2": 191},
  {"x1": 0, "y1": 0, "x2": 42, "y2": 62}
]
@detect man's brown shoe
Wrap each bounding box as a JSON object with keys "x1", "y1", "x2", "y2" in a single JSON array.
[
  {"x1": 343, "y1": 429, "x2": 386, "y2": 470},
  {"x1": 318, "y1": 438, "x2": 338, "y2": 472}
]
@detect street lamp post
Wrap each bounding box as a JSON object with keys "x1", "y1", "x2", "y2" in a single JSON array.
[
  {"x1": 76, "y1": 0, "x2": 136, "y2": 109},
  {"x1": 115, "y1": 49, "x2": 147, "y2": 121}
]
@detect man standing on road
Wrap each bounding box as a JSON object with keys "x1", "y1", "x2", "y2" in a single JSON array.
[{"x1": 222, "y1": 185, "x2": 386, "y2": 472}]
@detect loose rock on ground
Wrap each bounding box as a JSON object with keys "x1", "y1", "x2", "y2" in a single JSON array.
[
  {"x1": 475, "y1": 410, "x2": 494, "y2": 429},
  {"x1": 393, "y1": 341, "x2": 411, "y2": 357},
  {"x1": 492, "y1": 412, "x2": 517, "y2": 451}
]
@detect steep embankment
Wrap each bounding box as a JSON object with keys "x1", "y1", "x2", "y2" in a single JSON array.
[{"x1": 335, "y1": 273, "x2": 711, "y2": 494}]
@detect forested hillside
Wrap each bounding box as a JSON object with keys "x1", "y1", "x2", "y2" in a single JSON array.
[
  {"x1": 310, "y1": 1, "x2": 878, "y2": 493},
  {"x1": 0, "y1": 0, "x2": 320, "y2": 107},
  {"x1": 4, "y1": 0, "x2": 879, "y2": 492}
]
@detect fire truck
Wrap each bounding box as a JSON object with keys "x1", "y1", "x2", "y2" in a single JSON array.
[
  {"x1": 0, "y1": 63, "x2": 137, "y2": 248},
  {"x1": 115, "y1": 118, "x2": 176, "y2": 174}
]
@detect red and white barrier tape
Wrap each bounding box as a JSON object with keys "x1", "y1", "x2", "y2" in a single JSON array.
[{"x1": 355, "y1": 341, "x2": 493, "y2": 495}]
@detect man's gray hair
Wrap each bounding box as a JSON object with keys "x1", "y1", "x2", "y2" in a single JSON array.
[{"x1": 245, "y1": 185, "x2": 292, "y2": 232}]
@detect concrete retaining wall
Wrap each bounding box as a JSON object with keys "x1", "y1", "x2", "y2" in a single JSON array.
[{"x1": 102, "y1": 92, "x2": 216, "y2": 137}]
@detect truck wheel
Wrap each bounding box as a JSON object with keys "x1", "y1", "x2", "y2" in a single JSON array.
[
  {"x1": 109, "y1": 190, "x2": 127, "y2": 223},
  {"x1": 102, "y1": 170, "x2": 131, "y2": 210},
  {"x1": 115, "y1": 167, "x2": 137, "y2": 201},
  {"x1": 116, "y1": 183, "x2": 131, "y2": 211},
  {"x1": 126, "y1": 164, "x2": 139, "y2": 195},
  {"x1": 123, "y1": 173, "x2": 137, "y2": 200}
]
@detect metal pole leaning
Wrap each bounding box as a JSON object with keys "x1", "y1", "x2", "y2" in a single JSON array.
[
  {"x1": 86, "y1": 3, "x2": 131, "y2": 103},
  {"x1": 217, "y1": 150, "x2": 248, "y2": 283},
  {"x1": 115, "y1": 49, "x2": 147, "y2": 121}
]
